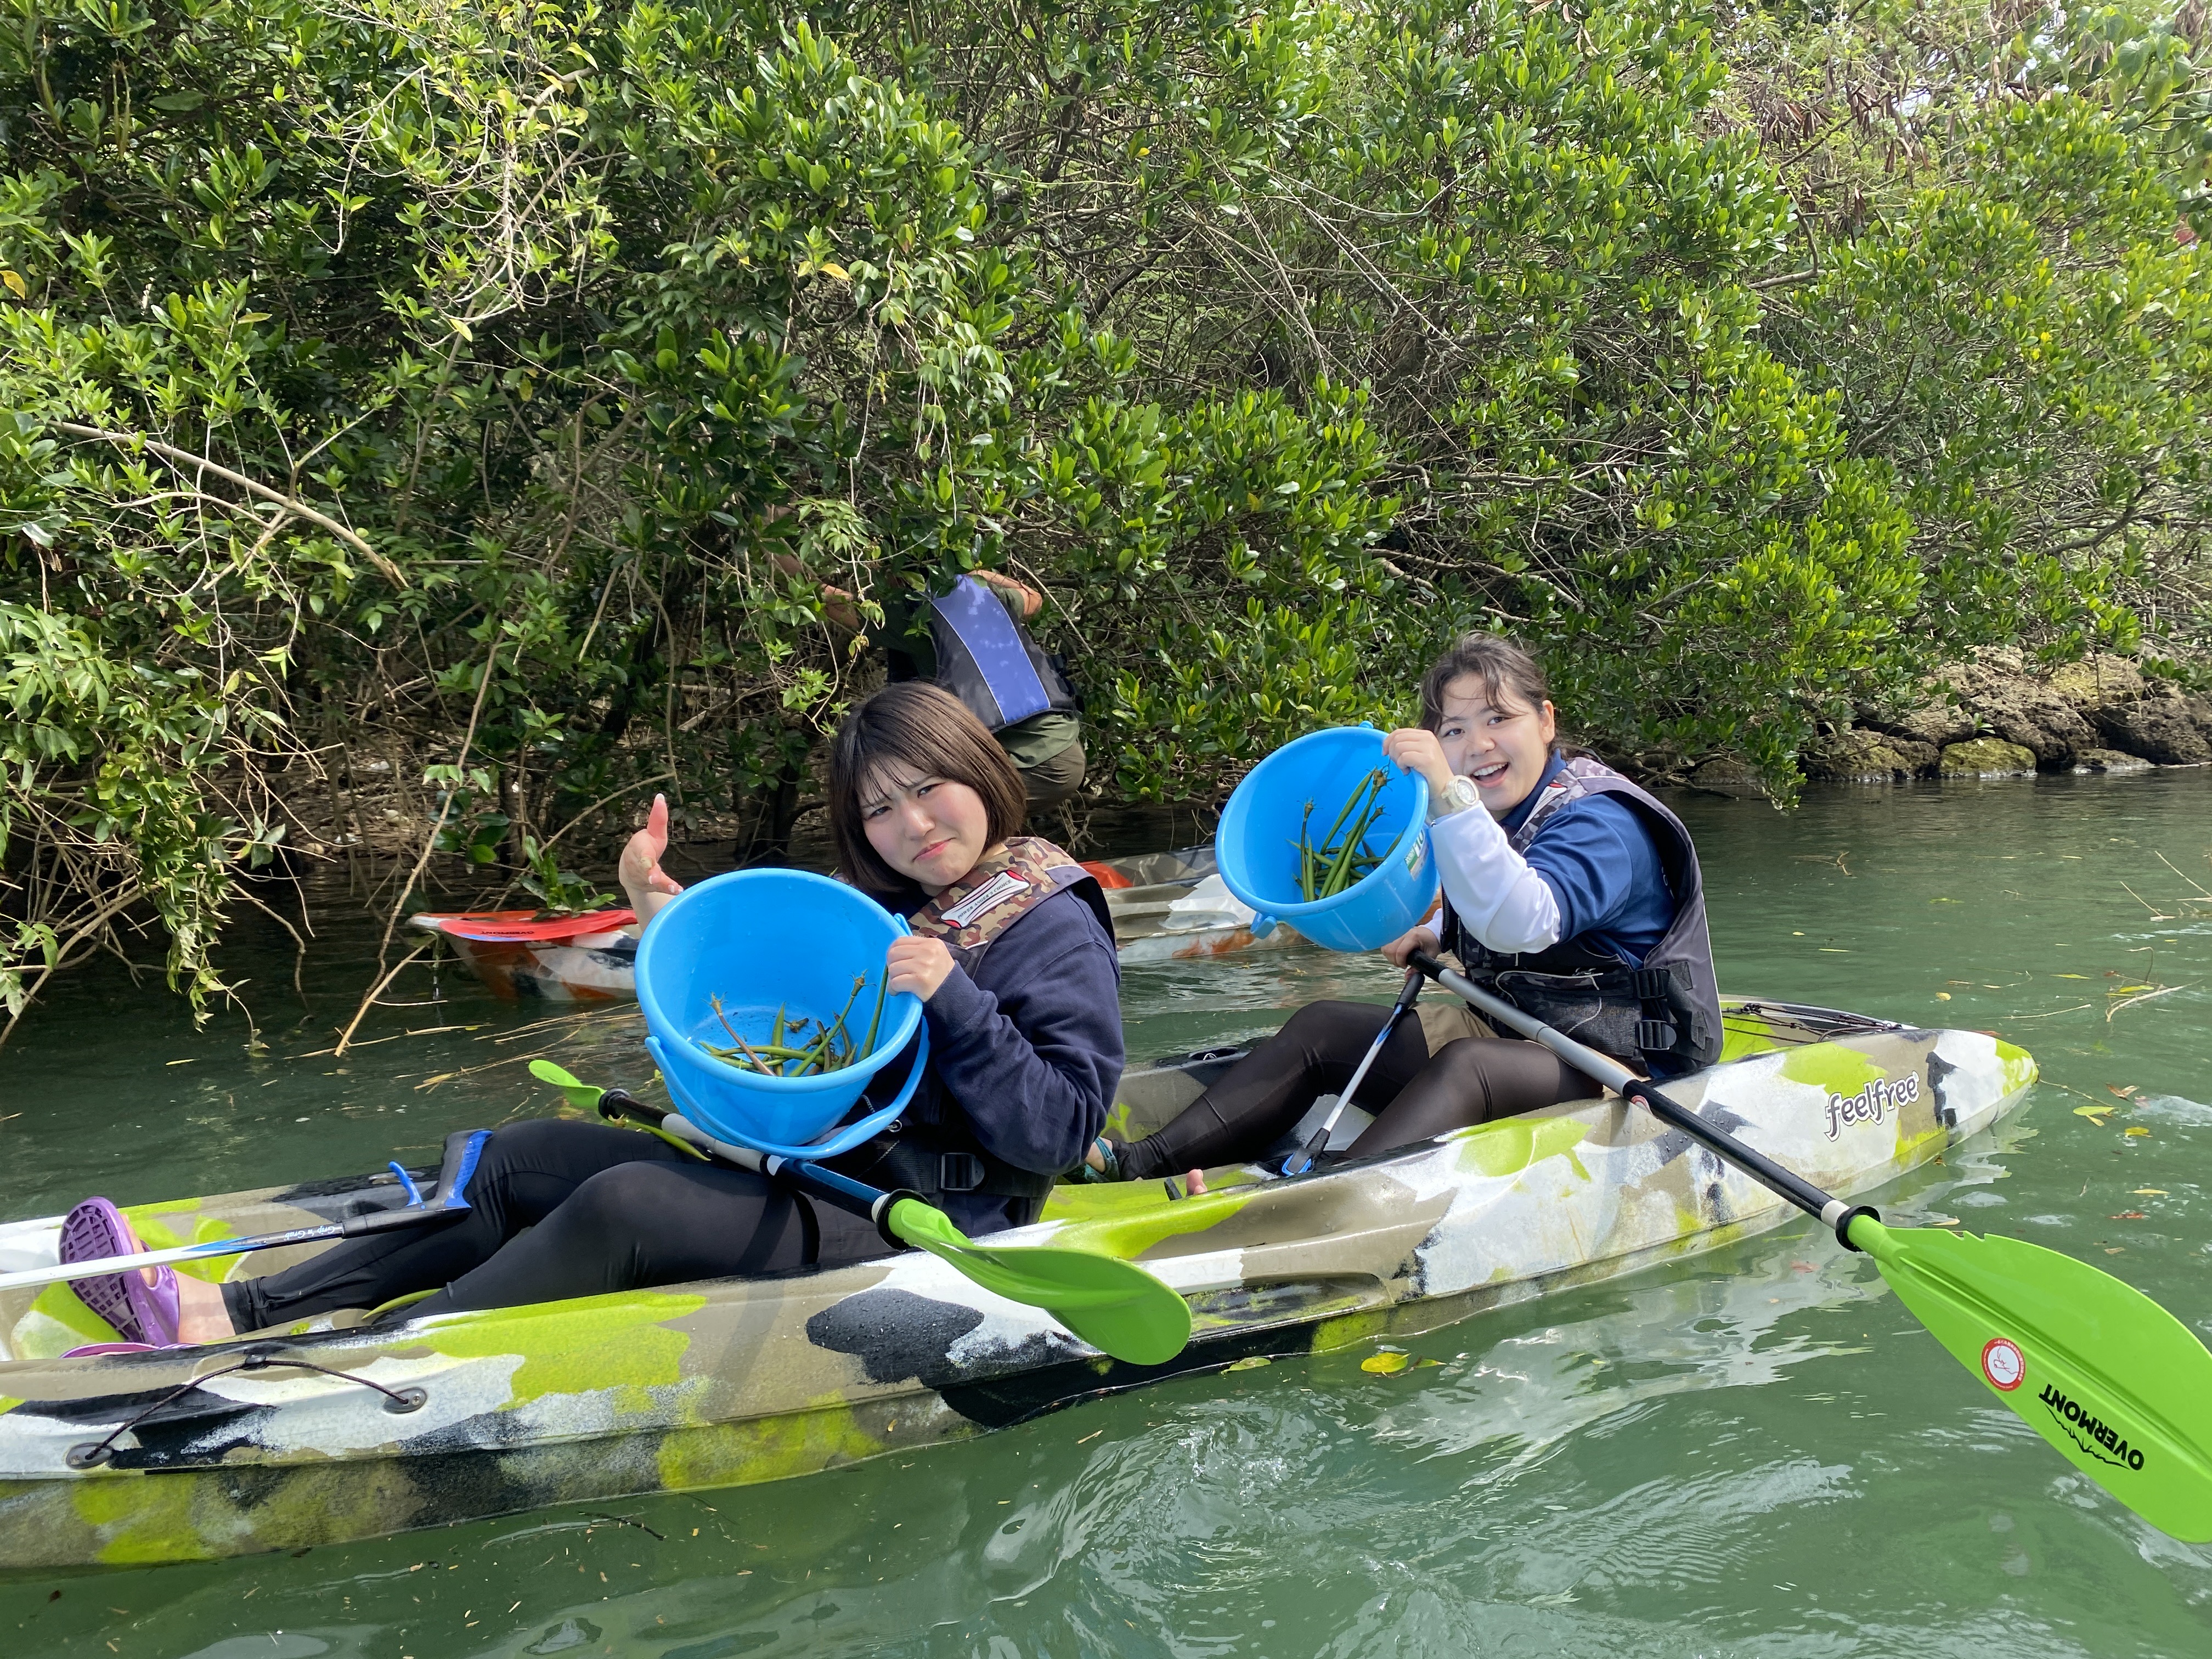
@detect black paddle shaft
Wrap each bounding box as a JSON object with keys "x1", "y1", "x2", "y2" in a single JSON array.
[
  {"x1": 1408, "y1": 953, "x2": 1877, "y2": 1251},
  {"x1": 596, "y1": 1088, "x2": 927, "y2": 1250},
  {"x1": 1284, "y1": 964, "x2": 1425, "y2": 1176}
]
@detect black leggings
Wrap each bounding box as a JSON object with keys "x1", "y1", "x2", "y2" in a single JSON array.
[
  {"x1": 1116, "y1": 999, "x2": 1588, "y2": 1181},
  {"x1": 222, "y1": 1119, "x2": 894, "y2": 1334}
]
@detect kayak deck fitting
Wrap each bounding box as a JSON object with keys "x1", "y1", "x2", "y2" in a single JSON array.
[{"x1": 0, "y1": 1001, "x2": 2036, "y2": 1567}]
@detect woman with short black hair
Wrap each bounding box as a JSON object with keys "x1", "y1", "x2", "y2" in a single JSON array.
[{"x1": 60, "y1": 684, "x2": 1122, "y2": 1347}]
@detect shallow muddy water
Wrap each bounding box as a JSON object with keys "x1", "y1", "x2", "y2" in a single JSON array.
[{"x1": 4, "y1": 769, "x2": 2211, "y2": 1656}]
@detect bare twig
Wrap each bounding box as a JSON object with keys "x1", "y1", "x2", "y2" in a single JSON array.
[
  {"x1": 55, "y1": 423, "x2": 407, "y2": 588},
  {"x1": 336, "y1": 629, "x2": 504, "y2": 1055},
  {"x1": 2107, "y1": 983, "x2": 2192, "y2": 1022},
  {"x1": 329, "y1": 943, "x2": 431, "y2": 1054}
]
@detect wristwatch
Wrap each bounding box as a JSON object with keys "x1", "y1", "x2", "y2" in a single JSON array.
[{"x1": 1427, "y1": 774, "x2": 1482, "y2": 821}]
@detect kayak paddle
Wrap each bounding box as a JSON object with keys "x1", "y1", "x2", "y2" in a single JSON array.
[
  {"x1": 0, "y1": 1131, "x2": 490, "y2": 1296},
  {"x1": 539, "y1": 1062, "x2": 1193, "y2": 1367},
  {"x1": 1281, "y1": 965, "x2": 1421, "y2": 1176},
  {"x1": 1410, "y1": 952, "x2": 2212, "y2": 1543}
]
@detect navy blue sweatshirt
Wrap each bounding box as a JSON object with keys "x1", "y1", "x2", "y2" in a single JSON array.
[{"x1": 904, "y1": 884, "x2": 1123, "y2": 1234}]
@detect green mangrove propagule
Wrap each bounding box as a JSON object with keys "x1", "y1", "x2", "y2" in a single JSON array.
[
  {"x1": 706, "y1": 973, "x2": 888, "y2": 1077},
  {"x1": 1295, "y1": 768, "x2": 1391, "y2": 901}
]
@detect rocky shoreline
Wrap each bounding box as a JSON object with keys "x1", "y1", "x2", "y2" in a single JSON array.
[{"x1": 1691, "y1": 651, "x2": 2212, "y2": 791}]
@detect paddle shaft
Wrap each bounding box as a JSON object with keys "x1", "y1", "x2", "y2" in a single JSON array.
[
  {"x1": 1285, "y1": 966, "x2": 1423, "y2": 1175},
  {"x1": 596, "y1": 1089, "x2": 922, "y2": 1248},
  {"x1": 591, "y1": 1087, "x2": 1194, "y2": 1366},
  {"x1": 0, "y1": 1128, "x2": 491, "y2": 1294},
  {"x1": 0, "y1": 1201, "x2": 460, "y2": 1294},
  {"x1": 1409, "y1": 952, "x2": 1874, "y2": 1248}
]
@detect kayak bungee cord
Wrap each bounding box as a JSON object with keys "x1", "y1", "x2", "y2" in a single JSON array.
[{"x1": 1410, "y1": 951, "x2": 2212, "y2": 1543}]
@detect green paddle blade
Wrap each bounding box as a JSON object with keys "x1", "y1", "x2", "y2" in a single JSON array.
[
  {"x1": 887, "y1": 1199, "x2": 1192, "y2": 1367},
  {"x1": 1850, "y1": 1216, "x2": 2212, "y2": 1542},
  {"x1": 530, "y1": 1058, "x2": 604, "y2": 1112}
]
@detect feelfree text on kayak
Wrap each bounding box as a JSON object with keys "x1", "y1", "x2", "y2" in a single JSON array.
[{"x1": 1823, "y1": 1071, "x2": 1922, "y2": 1141}]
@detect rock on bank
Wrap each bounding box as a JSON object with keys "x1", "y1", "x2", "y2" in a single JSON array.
[{"x1": 1805, "y1": 652, "x2": 2212, "y2": 782}]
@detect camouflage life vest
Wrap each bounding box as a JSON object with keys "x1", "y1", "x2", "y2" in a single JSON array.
[
  {"x1": 831, "y1": 837, "x2": 1114, "y2": 1216},
  {"x1": 1444, "y1": 757, "x2": 1722, "y2": 1076},
  {"x1": 902, "y1": 836, "x2": 1113, "y2": 971}
]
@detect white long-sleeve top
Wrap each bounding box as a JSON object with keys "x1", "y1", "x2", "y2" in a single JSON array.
[{"x1": 1428, "y1": 799, "x2": 1563, "y2": 956}]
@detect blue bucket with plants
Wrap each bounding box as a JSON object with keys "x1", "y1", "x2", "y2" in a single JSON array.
[
  {"x1": 636, "y1": 869, "x2": 928, "y2": 1158},
  {"x1": 1215, "y1": 726, "x2": 1438, "y2": 953}
]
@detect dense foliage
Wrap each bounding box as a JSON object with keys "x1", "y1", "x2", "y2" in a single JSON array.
[{"x1": 2, "y1": 0, "x2": 2209, "y2": 1019}]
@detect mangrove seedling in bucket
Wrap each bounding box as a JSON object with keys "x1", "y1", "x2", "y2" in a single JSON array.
[
  {"x1": 1296, "y1": 768, "x2": 1391, "y2": 900},
  {"x1": 703, "y1": 972, "x2": 889, "y2": 1077}
]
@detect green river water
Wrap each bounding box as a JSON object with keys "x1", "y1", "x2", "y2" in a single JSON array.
[{"x1": 4, "y1": 769, "x2": 2211, "y2": 1656}]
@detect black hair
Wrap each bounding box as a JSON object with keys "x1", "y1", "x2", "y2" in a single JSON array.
[{"x1": 828, "y1": 682, "x2": 1026, "y2": 897}]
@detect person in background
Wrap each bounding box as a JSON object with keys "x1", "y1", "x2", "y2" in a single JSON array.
[
  {"x1": 780, "y1": 541, "x2": 1087, "y2": 806},
  {"x1": 879, "y1": 571, "x2": 1086, "y2": 809}
]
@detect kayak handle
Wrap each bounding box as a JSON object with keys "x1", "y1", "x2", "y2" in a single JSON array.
[{"x1": 67, "y1": 1351, "x2": 427, "y2": 1469}]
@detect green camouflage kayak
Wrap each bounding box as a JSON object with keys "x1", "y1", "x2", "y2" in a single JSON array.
[{"x1": 0, "y1": 1000, "x2": 2036, "y2": 1567}]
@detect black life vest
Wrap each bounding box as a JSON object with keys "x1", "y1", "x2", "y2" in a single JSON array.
[
  {"x1": 828, "y1": 837, "x2": 1114, "y2": 1220},
  {"x1": 917, "y1": 575, "x2": 1078, "y2": 732},
  {"x1": 1443, "y1": 757, "x2": 1722, "y2": 1077}
]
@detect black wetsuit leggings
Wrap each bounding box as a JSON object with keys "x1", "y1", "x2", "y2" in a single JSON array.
[
  {"x1": 222, "y1": 1119, "x2": 894, "y2": 1335},
  {"x1": 1116, "y1": 999, "x2": 1588, "y2": 1181}
]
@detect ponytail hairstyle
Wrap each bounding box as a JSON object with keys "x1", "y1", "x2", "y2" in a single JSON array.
[
  {"x1": 1418, "y1": 633, "x2": 1554, "y2": 732},
  {"x1": 828, "y1": 681, "x2": 1027, "y2": 899}
]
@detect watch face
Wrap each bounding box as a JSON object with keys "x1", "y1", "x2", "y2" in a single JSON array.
[{"x1": 1432, "y1": 776, "x2": 1479, "y2": 817}]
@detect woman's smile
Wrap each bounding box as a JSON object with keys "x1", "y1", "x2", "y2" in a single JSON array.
[{"x1": 1434, "y1": 672, "x2": 1557, "y2": 815}]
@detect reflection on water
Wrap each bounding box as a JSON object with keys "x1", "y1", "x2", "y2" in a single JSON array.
[{"x1": 5, "y1": 770, "x2": 2212, "y2": 1655}]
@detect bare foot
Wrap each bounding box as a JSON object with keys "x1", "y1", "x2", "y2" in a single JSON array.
[{"x1": 172, "y1": 1273, "x2": 233, "y2": 1344}]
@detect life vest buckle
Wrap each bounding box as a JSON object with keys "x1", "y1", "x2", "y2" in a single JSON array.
[{"x1": 938, "y1": 1152, "x2": 988, "y2": 1193}]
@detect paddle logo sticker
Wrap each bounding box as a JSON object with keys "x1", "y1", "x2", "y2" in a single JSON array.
[
  {"x1": 1822, "y1": 1073, "x2": 1921, "y2": 1140},
  {"x1": 1980, "y1": 1336, "x2": 2025, "y2": 1392},
  {"x1": 2038, "y1": 1383, "x2": 2147, "y2": 1471}
]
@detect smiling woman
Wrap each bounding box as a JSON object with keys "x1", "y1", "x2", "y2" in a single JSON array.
[{"x1": 1096, "y1": 634, "x2": 1723, "y2": 1186}]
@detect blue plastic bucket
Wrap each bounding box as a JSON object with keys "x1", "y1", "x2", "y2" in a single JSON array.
[
  {"x1": 635, "y1": 868, "x2": 928, "y2": 1159},
  {"x1": 1215, "y1": 726, "x2": 1438, "y2": 953}
]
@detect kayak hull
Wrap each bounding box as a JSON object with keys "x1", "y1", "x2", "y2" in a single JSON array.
[
  {"x1": 0, "y1": 1007, "x2": 2037, "y2": 1567},
  {"x1": 410, "y1": 847, "x2": 1303, "y2": 997}
]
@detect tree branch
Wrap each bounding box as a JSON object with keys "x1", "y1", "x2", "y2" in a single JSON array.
[{"x1": 55, "y1": 422, "x2": 408, "y2": 588}]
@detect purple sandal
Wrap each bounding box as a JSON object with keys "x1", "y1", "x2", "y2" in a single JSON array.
[{"x1": 59, "y1": 1198, "x2": 180, "y2": 1346}]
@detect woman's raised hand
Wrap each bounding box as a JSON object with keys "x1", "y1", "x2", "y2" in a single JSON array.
[
  {"x1": 886, "y1": 934, "x2": 956, "y2": 1002},
  {"x1": 1380, "y1": 924, "x2": 1441, "y2": 969},
  {"x1": 1382, "y1": 727, "x2": 1456, "y2": 795},
  {"x1": 617, "y1": 794, "x2": 684, "y2": 925}
]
